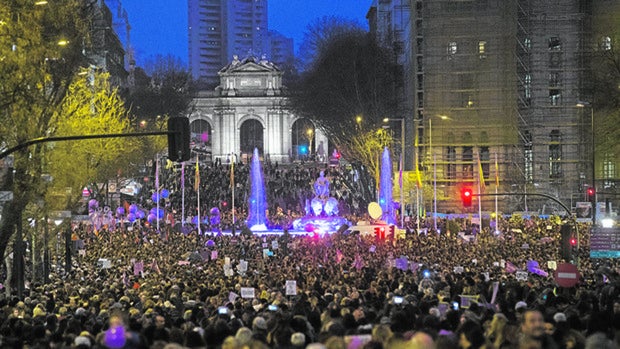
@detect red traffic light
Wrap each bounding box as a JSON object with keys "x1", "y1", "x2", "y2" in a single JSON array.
[
  {"x1": 461, "y1": 187, "x2": 473, "y2": 207},
  {"x1": 587, "y1": 187, "x2": 594, "y2": 195},
  {"x1": 587, "y1": 187, "x2": 595, "y2": 202},
  {"x1": 570, "y1": 237, "x2": 577, "y2": 246}
]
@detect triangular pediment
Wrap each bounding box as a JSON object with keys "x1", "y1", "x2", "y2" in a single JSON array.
[{"x1": 219, "y1": 58, "x2": 280, "y2": 75}]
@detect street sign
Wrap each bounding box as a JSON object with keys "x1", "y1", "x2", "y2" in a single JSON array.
[
  {"x1": 591, "y1": 227, "x2": 620, "y2": 258},
  {"x1": 554, "y1": 263, "x2": 580, "y2": 288},
  {"x1": 0, "y1": 191, "x2": 13, "y2": 202}
]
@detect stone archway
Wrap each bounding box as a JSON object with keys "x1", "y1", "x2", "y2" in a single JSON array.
[
  {"x1": 190, "y1": 119, "x2": 212, "y2": 161},
  {"x1": 240, "y1": 119, "x2": 264, "y2": 158},
  {"x1": 291, "y1": 118, "x2": 315, "y2": 161}
]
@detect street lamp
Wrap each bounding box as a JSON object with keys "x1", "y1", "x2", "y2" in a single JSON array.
[
  {"x1": 576, "y1": 101, "x2": 596, "y2": 225},
  {"x1": 383, "y1": 117, "x2": 405, "y2": 228}
]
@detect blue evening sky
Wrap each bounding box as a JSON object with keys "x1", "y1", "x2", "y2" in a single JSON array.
[{"x1": 121, "y1": 0, "x2": 371, "y2": 67}]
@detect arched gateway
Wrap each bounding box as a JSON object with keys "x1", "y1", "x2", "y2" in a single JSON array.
[{"x1": 188, "y1": 55, "x2": 327, "y2": 163}]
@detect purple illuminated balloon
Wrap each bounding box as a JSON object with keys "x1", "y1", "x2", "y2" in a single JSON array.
[
  {"x1": 206, "y1": 239, "x2": 215, "y2": 247},
  {"x1": 88, "y1": 199, "x2": 99, "y2": 209},
  {"x1": 104, "y1": 325, "x2": 126, "y2": 348},
  {"x1": 210, "y1": 207, "x2": 220, "y2": 216},
  {"x1": 151, "y1": 192, "x2": 160, "y2": 203},
  {"x1": 147, "y1": 213, "x2": 157, "y2": 223},
  {"x1": 116, "y1": 207, "x2": 125, "y2": 216},
  {"x1": 129, "y1": 204, "x2": 138, "y2": 214},
  {"x1": 160, "y1": 189, "x2": 169, "y2": 199},
  {"x1": 304, "y1": 224, "x2": 314, "y2": 232},
  {"x1": 150, "y1": 207, "x2": 157, "y2": 215},
  {"x1": 156, "y1": 208, "x2": 164, "y2": 219},
  {"x1": 192, "y1": 216, "x2": 199, "y2": 225},
  {"x1": 136, "y1": 210, "x2": 145, "y2": 220},
  {"x1": 127, "y1": 213, "x2": 136, "y2": 222}
]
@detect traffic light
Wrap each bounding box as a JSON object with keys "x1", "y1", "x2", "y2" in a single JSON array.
[
  {"x1": 374, "y1": 226, "x2": 386, "y2": 239},
  {"x1": 560, "y1": 224, "x2": 574, "y2": 261},
  {"x1": 587, "y1": 187, "x2": 595, "y2": 203},
  {"x1": 461, "y1": 187, "x2": 473, "y2": 207},
  {"x1": 167, "y1": 117, "x2": 190, "y2": 162}
]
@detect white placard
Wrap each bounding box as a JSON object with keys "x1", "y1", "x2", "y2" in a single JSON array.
[
  {"x1": 285, "y1": 280, "x2": 297, "y2": 296},
  {"x1": 272, "y1": 241, "x2": 279, "y2": 250},
  {"x1": 238, "y1": 260, "x2": 248, "y2": 273},
  {"x1": 240, "y1": 287, "x2": 255, "y2": 299},
  {"x1": 453, "y1": 266, "x2": 464, "y2": 274},
  {"x1": 516, "y1": 271, "x2": 528, "y2": 281},
  {"x1": 547, "y1": 261, "x2": 557, "y2": 270}
]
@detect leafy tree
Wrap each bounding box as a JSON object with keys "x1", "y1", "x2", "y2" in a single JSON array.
[
  {"x1": 297, "y1": 16, "x2": 365, "y2": 71},
  {"x1": 290, "y1": 27, "x2": 400, "y2": 179},
  {"x1": 0, "y1": 0, "x2": 93, "y2": 262},
  {"x1": 45, "y1": 71, "x2": 138, "y2": 211}
]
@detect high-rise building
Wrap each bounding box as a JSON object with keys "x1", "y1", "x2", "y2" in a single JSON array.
[
  {"x1": 369, "y1": 0, "x2": 619, "y2": 214},
  {"x1": 188, "y1": 0, "x2": 294, "y2": 88}
]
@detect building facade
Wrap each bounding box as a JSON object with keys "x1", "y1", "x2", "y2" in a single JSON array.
[
  {"x1": 369, "y1": 0, "x2": 618, "y2": 215},
  {"x1": 188, "y1": 56, "x2": 327, "y2": 164},
  {"x1": 188, "y1": 0, "x2": 294, "y2": 88}
]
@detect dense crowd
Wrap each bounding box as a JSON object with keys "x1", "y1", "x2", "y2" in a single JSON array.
[
  {"x1": 1, "y1": 212, "x2": 619, "y2": 349},
  {"x1": 3, "y1": 160, "x2": 619, "y2": 348},
  {"x1": 137, "y1": 159, "x2": 376, "y2": 231}
]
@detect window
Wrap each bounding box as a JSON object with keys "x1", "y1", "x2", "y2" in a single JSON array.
[
  {"x1": 523, "y1": 131, "x2": 533, "y2": 183},
  {"x1": 447, "y1": 41, "x2": 457, "y2": 55},
  {"x1": 549, "y1": 72, "x2": 560, "y2": 87},
  {"x1": 548, "y1": 37, "x2": 562, "y2": 51},
  {"x1": 478, "y1": 41, "x2": 486, "y2": 58},
  {"x1": 480, "y1": 146, "x2": 490, "y2": 179},
  {"x1": 603, "y1": 153, "x2": 616, "y2": 188},
  {"x1": 549, "y1": 130, "x2": 562, "y2": 178},
  {"x1": 462, "y1": 146, "x2": 473, "y2": 180},
  {"x1": 447, "y1": 146, "x2": 456, "y2": 180},
  {"x1": 549, "y1": 89, "x2": 561, "y2": 106},
  {"x1": 602, "y1": 36, "x2": 612, "y2": 51},
  {"x1": 524, "y1": 74, "x2": 531, "y2": 102}
]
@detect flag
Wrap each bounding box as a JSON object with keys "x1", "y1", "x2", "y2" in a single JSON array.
[
  {"x1": 133, "y1": 261, "x2": 144, "y2": 276},
  {"x1": 414, "y1": 131, "x2": 423, "y2": 188},
  {"x1": 477, "y1": 152, "x2": 486, "y2": 191},
  {"x1": 230, "y1": 161, "x2": 235, "y2": 189},
  {"x1": 495, "y1": 153, "x2": 499, "y2": 186},
  {"x1": 194, "y1": 156, "x2": 200, "y2": 191},
  {"x1": 150, "y1": 259, "x2": 161, "y2": 274},
  {"x1": 505, "y1": 261, "x2": 517, "y2": 274}
]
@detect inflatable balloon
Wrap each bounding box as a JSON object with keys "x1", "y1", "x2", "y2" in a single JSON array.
[
  {"x1": 136, "y1": 210, "x2": 145, "y2": 220},
  {"x1": 210, "y1": 207, "x2": 220, "y2": 216},
  {"x1": 206, "y1": 239, "x2": 215, "y2": 247},
  {"x1": 88, "y1": 199, "x2": 99, "y2": 210},
  {"x1": 147, "y1": 213, "x2": 157, "y2": 223},
  {"x1": 192, "y1": 216, "x2": 199, "y2": 225},
  {"x1": 150, "y1": 207, "x2": 157, "y2": 216},
  {"x1": 127, "y1": 213, "x2": 136, "y2": 222},
  {"x1": 104, "y1": 325, "x2": 126, "y2": 349},
  {"x1": 116, "y1": 207, "x2": 125, "y2": 216},
  {"x1": 156, "y1": 208, "x2": 164, "y2": 219},
  {"x1": 160, "y1": 189, "x2": 169, "y2": 199},
  {"x1": 129, "y1": 204, "x2": 138, "y2": 214},
  {"x1": 305, "y1": 224, "x2": 314, "y2": 232},
  {"x1": 151, "y1": 192, "x2": 160, "y2": 203}
]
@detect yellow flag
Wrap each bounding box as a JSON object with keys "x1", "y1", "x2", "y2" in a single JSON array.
[
  {"x1": 414, "y1": 129, "x2": 423, "y2": 188},
  {"x1": 194, "y1": 156, "x2": 200, "y2": 191},
  {"x1": 477, "y1": 153, "x2": 486, "y2": 191},
  {"x1": 230, "y1": 160, "x2": 235, "y2": 188}
]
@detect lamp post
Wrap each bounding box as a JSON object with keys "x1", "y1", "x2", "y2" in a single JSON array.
[
  {"x1": 383, "y1": 118, "x2": 405, "y2": 228},
  {"x1": 576, "y1": 101, "x2": 596, "y2": 225}
]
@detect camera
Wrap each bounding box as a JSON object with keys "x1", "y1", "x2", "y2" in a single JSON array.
[
  {"x1": 268, "y1": 304, "x2": 278, "y2": 311},
  {"x1": 393, "y1": 296, "x2": 403, "y2": 304},
  {"x1": 218, "y1": 307, "x2": 229, "y2": 315},
  {"x1": 452, "y1": 301, "x2": 459, "y2": 311}
]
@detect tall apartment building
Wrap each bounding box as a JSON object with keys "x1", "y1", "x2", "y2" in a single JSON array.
[
  {"x1": 188, "y1": 0, "x2": 294, "y2": 88},
  {"x1": 370, "y1": 0, "x2": 618, "y2": 215}
]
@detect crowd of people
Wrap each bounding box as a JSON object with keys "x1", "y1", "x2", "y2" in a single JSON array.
[{"x1": 2, "y1": 160, "x2": 619, "y2": 349}]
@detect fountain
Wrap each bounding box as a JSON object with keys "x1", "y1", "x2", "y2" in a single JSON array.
[
  {"x1": 379, "y1": 147, "x2": 396, "y2": 224},
  {"x1": 292, "y1": 170, "x2": 351, "y2": 234},
  {"x1": 247, "y1": 148, "x2": 268, "y2": 231}
]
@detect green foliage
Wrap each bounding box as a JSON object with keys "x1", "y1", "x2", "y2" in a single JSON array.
[{"x1": 46, "y1": 72, "x2": 137, "y2": 211}]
